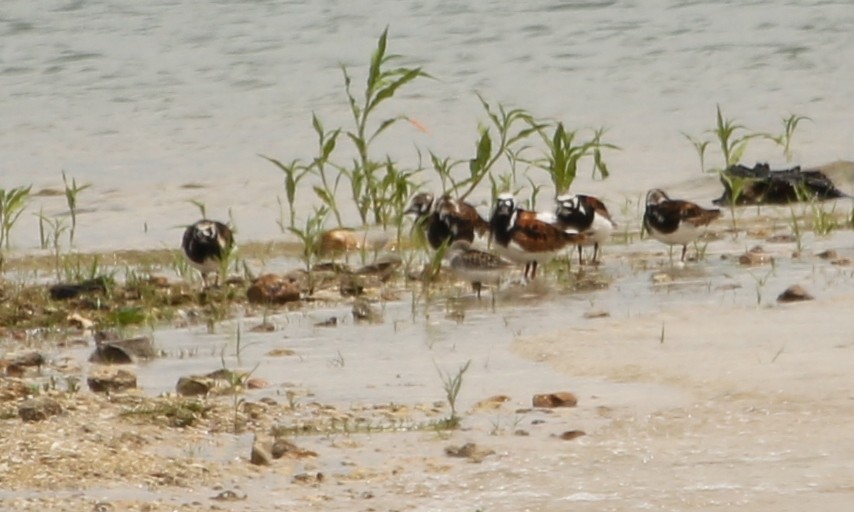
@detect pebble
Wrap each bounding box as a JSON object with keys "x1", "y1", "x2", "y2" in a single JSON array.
[
  {"x1": 18, "y1": 397, "x2": 63, "y2": 422},
  {"x1": 532, "y1": 392, "x2": 578, "y2": 408},
  {"x1": 777, "y1": 284, "x2": 814, "y2": 303}
]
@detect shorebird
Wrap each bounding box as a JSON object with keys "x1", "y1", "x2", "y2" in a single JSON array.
[
  {"x1": 552, "y1": 193, "x2": 616, "y2": 265},
  {"x1": 181, "y1": 219, "x2": 234, "y2": 287},
  {"x1": 489, "y1": 193, "x2": 586, "y2": 279},
  {"x1": 643, "y1": 188, "x2": 721, "y2": 262},
  {"x1": 446, "y1": 239, "x2": 515, "y2": 299},
  {"x1": 405, "y1": 192, "x2": 489, "y2": 250}
]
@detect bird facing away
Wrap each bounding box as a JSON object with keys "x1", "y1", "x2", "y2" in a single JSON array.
[
  {"x1": 405, "y1": 192, "x2": 490, "y2": 250},
  {"x1": 553, "y1": 193, "x2": 616, "y2": 265},
  {"x1": 181, "y1": 219, "x2": 234, "y2": 287},
  {"x1": 489, "y1": 193, "x2": 586, "y2": 280},
  {"x1": 447, "y1": 239, "x2": 515, "y2": 299},
  {"x1": 643, "y1": 188, "x2": 721, "y2": 262}
]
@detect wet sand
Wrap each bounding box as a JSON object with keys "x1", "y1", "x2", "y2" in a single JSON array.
[
  {"x1": 1, "y1": 169, "x2": 854, "y2": 511},
  {"x1": 3, "y1": 290, "x2": 853, "y2": 511}
]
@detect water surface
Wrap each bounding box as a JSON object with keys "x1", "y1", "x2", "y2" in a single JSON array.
[{"x1": 2, "y1": 0, "x2": 853, "y2": 250}]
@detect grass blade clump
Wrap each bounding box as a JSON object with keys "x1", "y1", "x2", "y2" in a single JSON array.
[
  {"x1": 62, "y1": 171, "x2": 90, "y2": 246},
  {"x1": 264, "y1": 28, "x2": 429, "y2": 229},
  {"x1": 341, "y1": 27, "x2": 430, "y2": 225},
  {"x1": 534, "y1": 122, "x2": 616, "y2": 195},
  {"x1": 260, "y1": 156, "x2": 311, "y2": 229},
  {"x1": 436, "y1": 359, "x2": 471, "y2": 429},
  {"x1": 767, "y1": 114, "x2": 811, "y2": 162},
  {"x1": 288, "y1": 206, "x2": 329, "y2": 290},
  {"x1": 453, "y1": 95, "x2": 544, "y2": 200},
  {"x1": 0, "y1": 185, "x2": 31, "y2": 250},
  {"x1": 684, "y1": 106, "x2": 809, "y2": 176}
]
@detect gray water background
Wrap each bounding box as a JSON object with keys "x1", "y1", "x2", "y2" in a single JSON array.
[{"x1": 2, "y1": 0, "x2": 852, "y2": 250}]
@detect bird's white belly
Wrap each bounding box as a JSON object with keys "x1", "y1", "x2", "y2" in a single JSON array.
[
  {"x1": 650, "y1": 223, "x2": 703, "y2": 245},
  {"x1": 493, "y1": 242, "x2": 559, "y2": 264}
]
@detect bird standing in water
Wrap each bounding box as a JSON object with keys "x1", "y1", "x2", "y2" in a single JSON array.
[
  {"x1": 643, "y1": 189, "x2": 721, "y2": 262},
  {"x1": 181, "y1": 219, "x2": 234, "y2": 287},
  {"x1": 489, "y1": 193, "x2": 586, "y2": 280}
]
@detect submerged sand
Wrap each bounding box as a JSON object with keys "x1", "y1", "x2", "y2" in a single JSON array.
[{"x1": 1, "y1": 173, "x2": 854, "y2": 510}]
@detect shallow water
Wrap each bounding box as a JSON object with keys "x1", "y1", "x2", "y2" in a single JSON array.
[
  {"x1": 3, "y1": 2, "x2": 854, "y2": 509},
  {"x1": 12, "y1": 222, "x2": 844, "y2": 510},
  {"x1": 2, "y1": 0, "x2": 854, "y2": 251},
  {"x1": 2, "y1": 217, "x2": 853, "y2": 510}
]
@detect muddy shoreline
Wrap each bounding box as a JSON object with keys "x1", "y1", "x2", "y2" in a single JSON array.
[{"x1": 2, "y1": 173, "x2": 854, "y2": 510}]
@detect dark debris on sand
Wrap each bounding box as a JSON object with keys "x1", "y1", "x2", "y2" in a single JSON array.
[{"x1": 714, "y1": 162, "x2": 849, "y2": 206}]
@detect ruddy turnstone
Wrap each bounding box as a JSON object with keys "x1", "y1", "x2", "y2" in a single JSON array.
[
  {"x1": 181, "y1": 219, "x2": 234, "y2": 286},
  {"x1": 405, "y1": 192, "x2": 489, "y2": 250},
  {"x1": 447, "y1": 239, "x2": 515, "y2": 299},
  {"x1": 489, "y1": 193, "x2": 586, "y2": 279},
  {"x1": 643, "y1": 188, "x2": 721, "y2": 262},
  {"x1": 553, "y1": 193, "x2": 616, "y2": 265}
]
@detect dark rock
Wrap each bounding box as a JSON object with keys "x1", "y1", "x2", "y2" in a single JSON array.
[
  {"x1": 250, "y1": 439, "x2": 273, "y2": 466},
  {"x1": 817, "y1": 250, "x2": 838, "y2": 260},
  {"x1": 242, "y1": 401, "x2": 268, "y2": 419},
  {"x1": 777, "y1": 284, "x2": 814, "y2": 303},
  {"x1": 87, "y1": 367, "x2": 137, "y2": 393},
  {"x1": 271, "y1": 438, "x2": 318, "y2": 459},
  {"x1": 4, "y1": 364, "x2": 26, "y2": 378},
  {"x1": 352, "y1": 298, "x2": 382, "y2": 323},
  {"x1": 49, "y1": 276, "x2": 110, "y2": 300},
  {"x1": 206, "y1": 368, "x2": 245, "y2": 382},
  {"x1": 11, "y1": 352, "x2": 45, "y2": 367},
  {"x1": 583, "y1": 309, "x2": 610, "y2": 319},
  {"x1": 18, "y1": 397, "x2": 62, "y2": 422},
  {"x1": 146, "y1": 276, "x2": 170, "y2": 288},
  {"x1": 246, "y1": 378, "x2": 269, "y2": 389},
  {"x1": 714, "y1": 162, "x2": 848, "y2": 206},
  {"x1": 292, "y1": 472, "x2": 324, "y2": 484},
  {"x1": 557, "y1": 430, "x2": 586, "y2": 441},
  {"x1": 3, "y1": 351, "x2": 45, "y2": 378},
  {"x1": 211, "y1": 490, "x2": 247, "y2": 502},
  {"x1": 354, "y1": 254, "x2": 403, "y2": 282},
  {"x1": 0, "y1": 378, "x2": 30, "y2": 402},
  {"x1": 444, "y1": 442, "x2": 495, "y2": 463},
  {"x1": 314, "y1": 317, "x2": 338, "y2": 327},
  {"x1": 249, "y1": 321, "x2": 276, "y2": 332},
  {"x1": 338, "y1": 274, "x2": 364, "y2": 296},
  {"x1": 739, "y1": 246, "x2": 773, "y2": 266},
  {"x1": 532, "y1": 392, "x2": 578, "y2": 408},
  {"x1": 271, "y1": 438, "x2": 297, "y2": 459},
  {"x1": 89, "y1": 336, "x2": 155, "y2": 364},
  {"x1": 176, "y1": 377, "x2": 214, "y2": 397},
  {"x1": 247, "y1": 274, "x2": 301, "y2": 304},
  {"x1": 312, "y1": 262, "x2": 353, "y2": 274},
  {"x1": 176, "y1": 368, "x2": 245, "y2": 396}
]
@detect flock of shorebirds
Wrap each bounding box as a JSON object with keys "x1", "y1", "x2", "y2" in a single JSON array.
[
  {"x1": 403, "y1": 189, "x2": 721, "y2": 297},
  {"x1": 181, "y1": 187, "x2": 723, "y2": 298}
]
